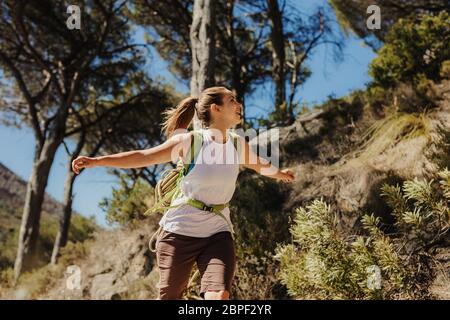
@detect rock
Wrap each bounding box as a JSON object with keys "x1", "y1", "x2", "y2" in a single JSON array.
[{"x1": 90, "y1": 273, "x2": 117, "y2": 300}]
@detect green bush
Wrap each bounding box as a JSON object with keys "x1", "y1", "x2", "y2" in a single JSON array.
[
  {"x1": 69, "y1": 214, "x2": 98, "y2": 243},
  {"x1": 231, "y1": 171, "x2": 291, "y2": 258},
  {"x1": 58, "y1": 240, "x2": 93, "y2": 267},
  {"x1": 15, "y1": 264, "x2": 64, "y2": 299},
  {"x1": 100, "y1": 174, "x2": 156, "y2": 227},
  {"x1": 0, "y1": 268, "x2": 14, "y2": 291},
  {"x1": 428, "y1": 123, "x2": 450, "y2": 170},
  {"x1": 0, "y1": 211, "x2": 97, "y2": 271},
  {"x1": 370, "y1": 12, "x2": 450, "y2": 89},
  {"x1": 275, "y1": 170, "x2": 449, "y2": 299},
  {"x1": 440, "y1": 60, "x2": 450, "y2": 78},
  {"x1": 233, "y1": 253, "x2": 281, "y2": 300}
]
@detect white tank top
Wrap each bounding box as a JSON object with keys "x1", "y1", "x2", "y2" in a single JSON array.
[{"x1": 158, "y1": 128, "x2": 242, "y2": 237}]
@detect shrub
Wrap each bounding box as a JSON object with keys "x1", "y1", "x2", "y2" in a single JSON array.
[
  {"x1": 232, "y1": 253, "x2": 281, "y2": 299},
  {"x1": 440, "y1": 60, "x2": 450, "y2": 78},
  {"x1": 428, "y1": 123, "x2": 450, "y2": 170},
  {"x1": 275, "y1": 170, "x2": 449, "y2": 299},
  {"x1": 0, "y1": 212, "x2": 97, "y2": 271},
  {"x1": 370, "y1": 12, "x2": 450, "y2": 89},
  {"x1": 14, "y1": 264, "x2": 64, "y2": 299},
  {"x1": 368, "y1": 12, "x2": 450, "y2": 114},
  {"x1": 58, "y1": 240, "x2": 93, "y2": 267},
  {"x1": 100, "y1": 174, "x2": 155, "y2": 227}
]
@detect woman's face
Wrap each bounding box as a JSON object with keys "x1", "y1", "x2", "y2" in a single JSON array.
[{"x1": 214, "y1": 90, "x2": 242, "y2": 127}]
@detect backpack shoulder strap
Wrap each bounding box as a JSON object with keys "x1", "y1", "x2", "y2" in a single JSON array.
[
  {"x1": 184, "y1": 130, "x2": 204, "y2": 175},
  {"x1": 229, "y1": 131, "x2": 242, "y2": 164}
]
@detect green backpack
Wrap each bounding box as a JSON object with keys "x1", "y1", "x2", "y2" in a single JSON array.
[{"x1": 145, "y1": 129, "x2": 242, "y2": 251}]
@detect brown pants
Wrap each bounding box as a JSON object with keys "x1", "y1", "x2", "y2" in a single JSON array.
[{"x1": 155, "y1": 229, "x2": 236, "y2": 300}]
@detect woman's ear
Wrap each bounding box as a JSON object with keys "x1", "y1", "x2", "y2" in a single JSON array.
[{"x1": 210, "y1": 103, "x2": 221, "y2": 113}]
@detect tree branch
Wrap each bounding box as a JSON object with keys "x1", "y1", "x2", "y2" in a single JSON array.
[{"x1": 0, "y1": 50, "x2": 43, "y2": 142}]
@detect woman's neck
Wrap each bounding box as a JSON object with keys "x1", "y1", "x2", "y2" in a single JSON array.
[{"x1": 206, "y1": 124, "x2": 229, "y2": 144}]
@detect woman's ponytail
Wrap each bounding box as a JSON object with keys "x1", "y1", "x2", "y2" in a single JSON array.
[{"x1": 161, "y1": 96, "x2": 198, "y2": 137}]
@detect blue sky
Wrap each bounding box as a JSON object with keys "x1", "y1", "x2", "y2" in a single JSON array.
[{"x1": 0, "y1": 0, "x2": 376, "y2": 227}]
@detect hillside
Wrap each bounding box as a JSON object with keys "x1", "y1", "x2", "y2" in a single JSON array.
[
  {"x1": 0, "y1": 162, "x2": 99, "y2": 272},
  {"x1": 0, "y1": 162, "x2": 69, "y2": 225}
]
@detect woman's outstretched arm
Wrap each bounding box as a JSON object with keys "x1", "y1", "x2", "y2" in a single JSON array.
[
  {"x1": 72, "y1": 132, "x2": 192, "y2": 174},
  {"x1": 240, "y1": 137, "x2": 295, "y2": 183}
]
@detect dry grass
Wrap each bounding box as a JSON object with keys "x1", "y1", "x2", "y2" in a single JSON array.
[
  {"x1": 328, "y1": 112, "x2": 432, "y2": 176},
  {"x1": 357, "y1": 113, "x2": 431, "y2": 159}
]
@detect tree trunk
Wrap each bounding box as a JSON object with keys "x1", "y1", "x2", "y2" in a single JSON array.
[
  {"x1": 190, "y1": 0, "x2": 216, "y2": 129},
  {"x1": 14, "y1": 135, "x2": 62, "y2": 280},
  {"x1": 50, "y1": 131, "x2": 87, "y2": 265},
  {"x1": 50, "y1": 163, "x2": 77, "y2": 265},
  {"x1": 232, "y1": 81, "x2": 246, "y2": 126},
  {"x1": 267, "y1": 0, "x2": 286, "y2": 117}
]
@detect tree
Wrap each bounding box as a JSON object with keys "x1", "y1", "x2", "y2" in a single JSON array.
[
  {"x1": 130, "y1": 0, "x2": 193, "y2": 80},
  {"x1": 50, "y1": 75, "x2": 177, "y2": 264},
  {"x1": 265, "y1": 2, "x2": 343, "y2": 124},
  {"x1": 0, "y1": 0, "x2": 146, "y2": 279},
  {"x1": 370, "y1": 12, "x2": 450, "y2": 88},
  {"x1": 190, "y1": 0, "x2": 217, "y2": 129},
  {"x1": 329, "y1": 0, "x2": 450, "y2": 50},
  {"x1": 266, "y1": 0, "x2": 286, "y2": 111},
  {"x1": 131, "y1": 0, "x2": 272, "y2": 127},
  {"x1": 213, "y1": 0, "x2": 272, "y2": 126}
]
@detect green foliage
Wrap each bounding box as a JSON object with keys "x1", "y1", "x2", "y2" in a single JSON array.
[
  {"x1": 14, "y1": 264, "x2": 64, "y2": 299},
  {"x1": 320, "y1": 92, "x2": 365, "y2": 130},
  {"x1": 275, "y1": 200, "x2": 391, "y2": 299},
  {"x1": 0, "y1": 211, "x2": 97, "y2": 271},
  {"x1": 68, "y1": 215, "x2": 97, "y2": 243},
  {"x1": 233, "y1": 254, "x2": 280, "y2": 300},
  {"x1": 329, "y1": 0, "x2": 450, "y2": 50},
  {"x1": 428, "y1": 123, "x2": 450, "y2": 170},
  {"x1": 100, "y1": 174, "x2": 155, "y2": 227},
  {"x1": 438, "y1": 169, "x2": 450, "y2": 200},
  {"x1": 58, "y1": 240, "x2": 93, "y2": 267},
  {"x1": 0, "y1": 226, "x2": 19, "y2": 270},
  {"x1": 365, "y1": 85, "x2": 392, "y2": 115},
  {"x1": 0, "y1": 228, "x2": 94, "y2": 297},
  {"x1": 440, "y1": 60, "x2": 450, "y2": 78},
  {"x1": 370, "y1": 12, "x2": 450, "y2": 89},
  {"x1": 231, "y1": 172, "x2": 291, "y2": 258},
  {"x1": 366, "y1": 13, "x2": 449, "y2": 115},
  {"x1": 276, "y1": 171, "x2": 449, "y2": 299},
  {"x1": 381, "y1": 174, "x2": 449, "y2": 247}
]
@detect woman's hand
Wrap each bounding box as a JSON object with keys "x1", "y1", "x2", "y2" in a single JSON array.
[
  {"x1": 276, "y1": 168, "x2": 295, "y2": 183},
  {"x1": 72, "y1": 156, "x2": 98, "y2": 175}
]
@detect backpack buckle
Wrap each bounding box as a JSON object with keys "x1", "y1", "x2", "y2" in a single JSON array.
[{"x1": 202, "y1": 205, "x2": 214, "y2": 212}]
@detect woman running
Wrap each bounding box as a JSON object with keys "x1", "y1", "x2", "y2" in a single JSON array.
[{"x1": 72, "y1": 86, "x2": 295, "y2": 300}]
